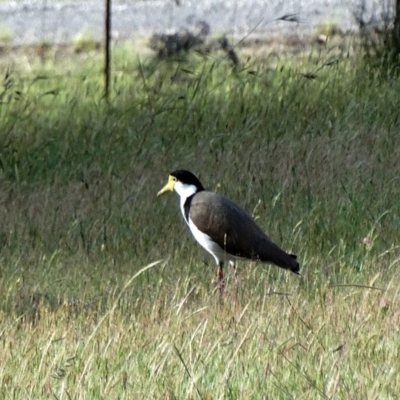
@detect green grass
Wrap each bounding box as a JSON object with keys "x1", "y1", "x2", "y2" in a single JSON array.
[{"x1": 0, "y1": 41, "x2": 400, "y2": 398}]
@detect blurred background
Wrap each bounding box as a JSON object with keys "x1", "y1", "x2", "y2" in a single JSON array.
[{"x1": 0, "y1": 0, "x2": 393, "y2": 47}]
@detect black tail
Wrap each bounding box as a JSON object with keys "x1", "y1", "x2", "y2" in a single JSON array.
[
  {"x1": 289, "y1": 254, "x2": 300, "y2": 275},
  {"x1": 258, "y1": 241, "x2": 300, "y2": 275}
]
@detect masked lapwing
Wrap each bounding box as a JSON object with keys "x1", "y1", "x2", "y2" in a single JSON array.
[{"x1": 157, "y1": 170, "x2": 300, "y2": 296}]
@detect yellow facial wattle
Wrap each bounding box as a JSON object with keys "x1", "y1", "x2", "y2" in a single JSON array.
[{"x1": 157, "y1": 175, "x2": 176, "y2": 196}]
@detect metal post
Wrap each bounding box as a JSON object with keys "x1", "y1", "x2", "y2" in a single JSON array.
[{"x1": 104, "y1": 0, "x2": 111, "y2": 100}]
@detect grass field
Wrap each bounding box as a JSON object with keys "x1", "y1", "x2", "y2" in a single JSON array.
[{"x1": 0, "y1": 39, "x2": 400, "y2": 398}]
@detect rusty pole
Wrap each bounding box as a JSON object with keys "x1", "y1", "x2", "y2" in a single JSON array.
[{"x1": 104, "y1": 0, "x2": 111, "y2": 100}]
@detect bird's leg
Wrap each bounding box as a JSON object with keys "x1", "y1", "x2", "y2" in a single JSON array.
[
  {"x1": 231, "y1": 261, "x2": 239, "y2": 301},
  {"x1": 217, "y1": 261, "x2": 225, "y2": 298}
]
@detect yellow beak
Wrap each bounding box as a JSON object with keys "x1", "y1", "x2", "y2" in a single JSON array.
[{"x1": 157, "y1": 176, "x2": 175, "y2": 196}]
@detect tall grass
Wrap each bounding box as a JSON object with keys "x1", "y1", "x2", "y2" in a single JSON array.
[{"x1": 0, "y1": 41, "x2": 399, "y2": 398}]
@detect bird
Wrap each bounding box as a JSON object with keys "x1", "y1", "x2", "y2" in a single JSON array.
[{"x1": 157, "y1": 170, "x2": 300, "y2": 296}]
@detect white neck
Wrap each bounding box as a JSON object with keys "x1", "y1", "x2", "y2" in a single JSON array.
[{"x1": 174, "y1": 182, "x2": 198, "y2": 220}]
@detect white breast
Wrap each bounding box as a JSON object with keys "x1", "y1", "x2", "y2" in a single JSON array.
[
  {"x1": 188, "y1": 217, "x2": 236, "y2": 265},
  {"x1": 175, "y1": 182, "x2": 236, "y2": 266}
]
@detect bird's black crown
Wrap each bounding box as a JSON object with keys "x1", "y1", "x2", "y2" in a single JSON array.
[{"x1": 170, "y1": 170, "x2": 205, "y2": 191}]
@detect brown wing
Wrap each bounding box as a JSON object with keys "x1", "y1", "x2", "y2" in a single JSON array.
[{"x1": 189, "y1": 191, "x2": 299, "y2": 273}]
